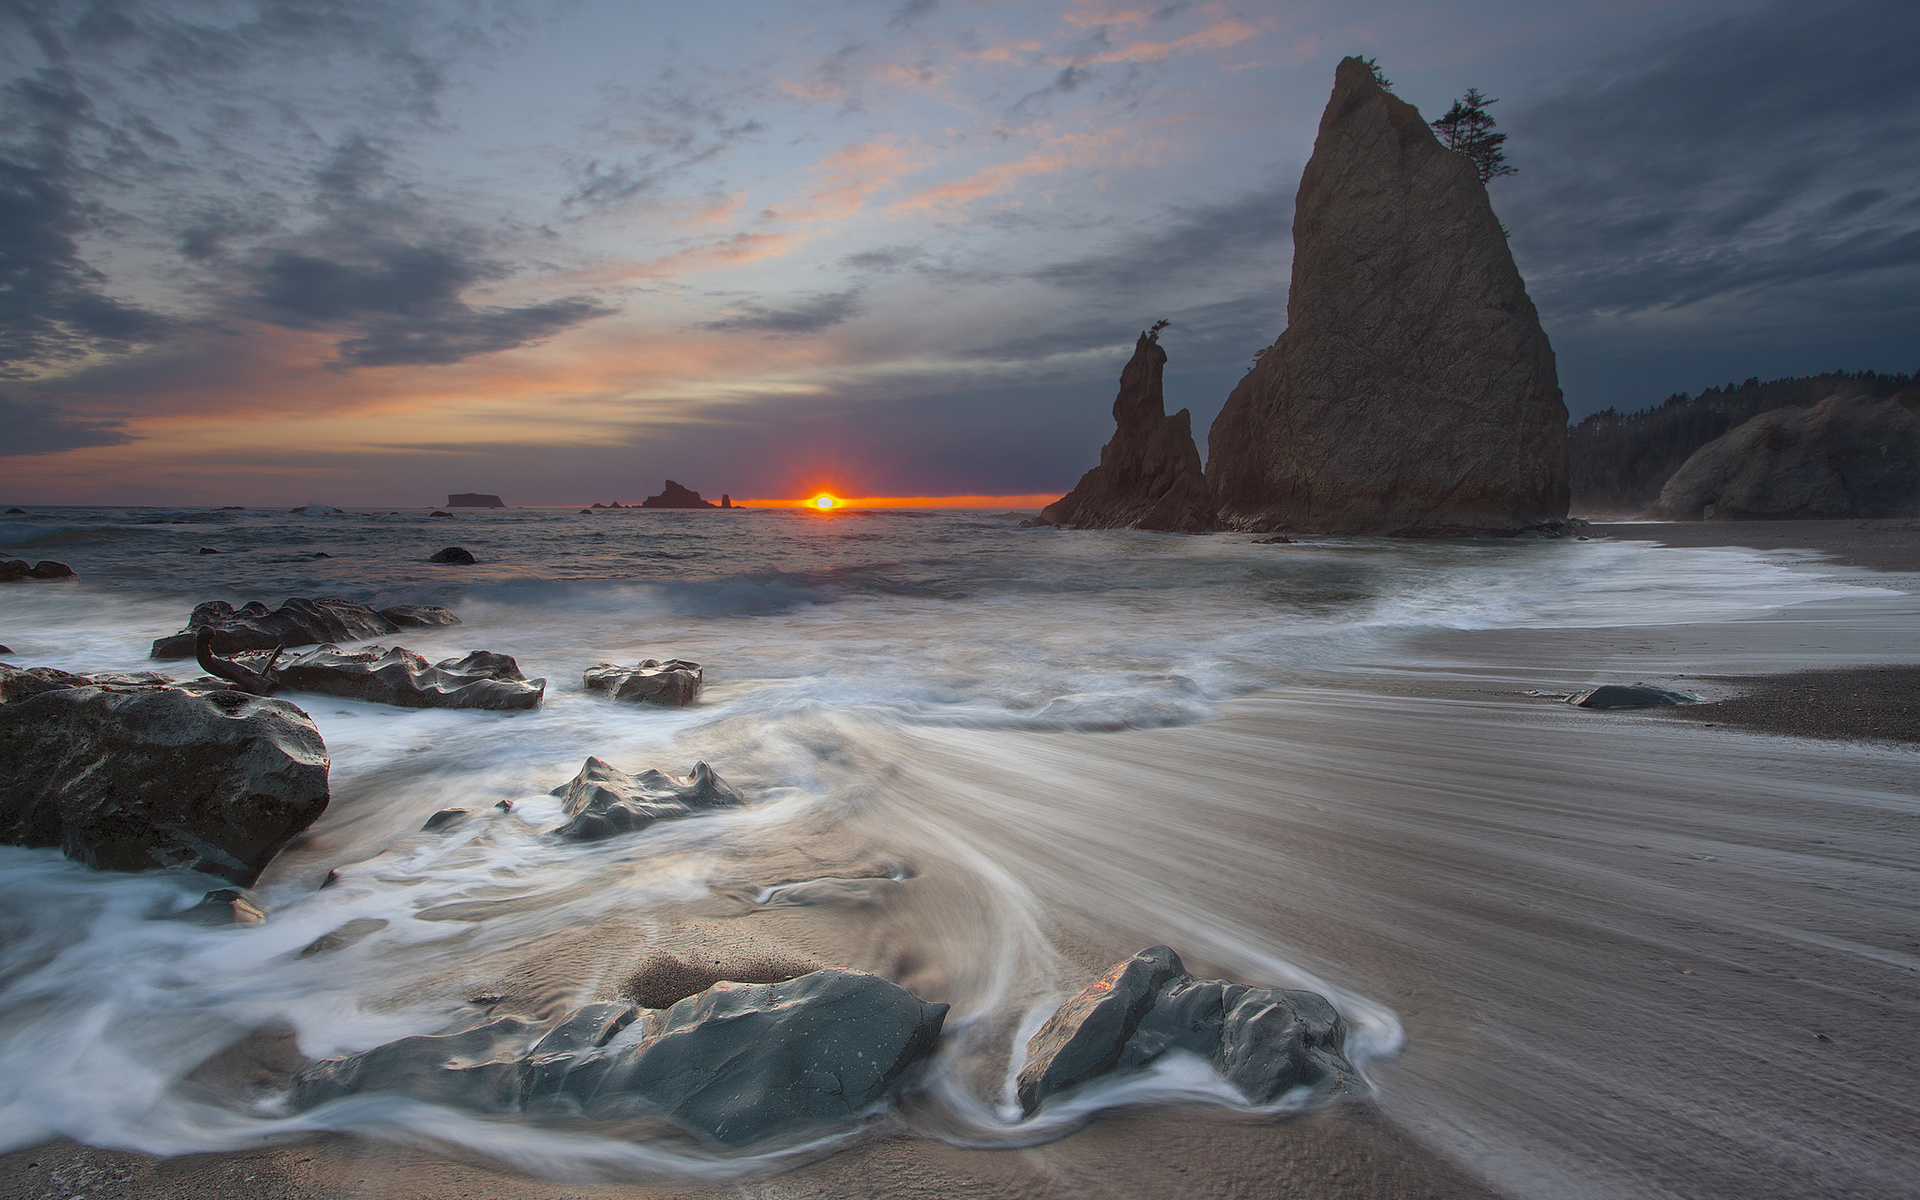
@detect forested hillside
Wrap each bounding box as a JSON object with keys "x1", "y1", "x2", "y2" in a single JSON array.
[{"x1": 1568, "y1": 371, "x2": 1917, "y2": 516}]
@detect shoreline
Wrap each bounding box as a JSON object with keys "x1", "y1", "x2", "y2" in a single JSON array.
[{"x1": 3, "y1": 520, "x2": 1917, "y2": 1200}]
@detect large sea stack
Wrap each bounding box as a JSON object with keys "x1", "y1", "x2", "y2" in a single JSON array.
[
  {"x1": 1206, "y1": 57, "x2": 1569, "y2": 535},
  {"x1": 1040, "y1": 331, "x2": 1214, "y2": 532}
]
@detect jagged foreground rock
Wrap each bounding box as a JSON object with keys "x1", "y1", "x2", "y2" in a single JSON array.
[
  {"x1": 151, "y1": 597, "x2": 460, "y2": 659},
  {"x1": 1040, "y1": 332, "x2": 1215, "y2": 532},
  {"x1": 292, "y1": 970, "x2": 950, "y2": 1148},
  {"x1": 1206, "y1": 57, "x2": 1569, "y2": 535},
  {"x1": 584, "y1": 658, "x2": 703, "y2": 706},
  {"x1": 1650, "y1": 393, "x2": 1920, "y2": 520},
  {"x1": 1016, "y1": 945, "x2": 1357, "y2": 1114},
  {"x1": 248, "y1": 645, "x2": 545, "y2": 710},
  {"x1": 0, "y1": 684, "x2": 329, "y2": 884},
  {"x1": 549, "y1": 755, "x2": 744, "y2": 841}
]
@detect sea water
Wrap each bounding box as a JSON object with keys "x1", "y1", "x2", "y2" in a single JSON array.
[{"x1": 0, "y1": 505, "x2": 1878, "y2": 1179}]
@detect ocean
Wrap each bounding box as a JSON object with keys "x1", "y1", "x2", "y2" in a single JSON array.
[{"x1": 0, "y1": 504, "x2": 1880, "y2": 1181}]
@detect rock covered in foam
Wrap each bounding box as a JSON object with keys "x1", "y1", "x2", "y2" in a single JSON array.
[
  {"x1": 1039, "y1": 331, "x2": 1215, "y2": 532},
  {"x1": 260, "y1": 644, "x2": 545, "y2": 710},
  {"x1": 1650, "y1": 394, "x2": 1920, "y2": 521},
  {"x1": 1015, "y1": 945, "x2": 1356, "y2": 1115},
  {"x1": 0, "y1": 684, "x2": 329, "y2": 885},
  {"x1": 1205, "y1": 57, "x2": 1569, "y2": 535},
  {"x1": 549, "y1": 755, "x2": 743, "y2": 841},
  {"x1": 584, "y1": 658, "x2": 703, "y2": 706},
  {"x1": 292, "y1": 969, "x2": 948, "y2": 1148}
]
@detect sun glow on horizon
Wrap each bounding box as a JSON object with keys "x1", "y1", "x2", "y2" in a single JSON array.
[{"x1": 810, "y1": 493, "x2": 838, "y2": 509}]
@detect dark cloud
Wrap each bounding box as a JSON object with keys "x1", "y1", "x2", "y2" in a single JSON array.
[
  {"x1": 1028, "y1": 178, "x2": 1294, "y2": 296},
  {"x1": 0, "y1": 68, "x2": 168, "y2": 376},
  {"x1": 0, "y1": 395, "x2": 132, "y2": 457},
  {"x1": 888, "y1": 0, "x2": 938, "y2": 31},
  {"x1": 702, "y1": 289, "x2": 864, "y2": 334},
  {"x1": 561, "y1": 81, "x2": 764, "y2": 211},
  {"x1": 840, "y1": 245, "x2": 926, "y2": 272},
  {"x1": 1505, "y1": 0, "x2": 1920, "y2": 324},
  {"x1": 230, "y1": 136, "x2": 611, "y2": 367}
]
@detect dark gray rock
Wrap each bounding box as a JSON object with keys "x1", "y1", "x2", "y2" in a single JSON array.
[
  {"x1": 1205, "y1": 58, "x2": 1569, "y2": 535},
  {"x1": 2, "y1": 665, "x2": 178, "y2": 703},
  {"x1": 583, "y1": 659, "x2": 702, "y2": 706},
  {"x1": 549, "y1": 756, "x2": 743, "y2": 841},
  {"x1": 293, "y1": 970, "x2": 948, "y2": 1149},
  {"x1": 151, "y1": 597, "x2": 404, "y2": 660},
  {"x1": 428, "y1": 546, "x2": 476, "y2": 564},
  {"x1": 1568, "y1": 683, "x2": 1698, "y2": 709},
  {"x1": 1040, "y1": 332, "x2": 1216, "y2": 532},
  {"x1": 1650, "y1": 394, "x2": 1920, "y2": 521},
  {"x1": 447, "y1": 493, "x2": 505, "y2": 508},
  {"x1": 1, "y1": 560, "x2": 75, "y2": 582},
  {"x1": 177, "y1": 887, "x2": 268, "y2": 925},
  {"x1": 378, "y1": 605, "x2": 461, "y2": 629},
  {"x1": 198, "y1": 547, "x2": 220, "y2": 554},
  {"x1": 639, "y1": 480, "x2": 717, "y2": 509},
  {"x1": 4, "y1": 507, "x2": 23, "y2": 514},
  {"x1": 422, "y1": 807, "x2": 471, "y2": 830},
  {"x1": 0, "y1": 685, "x2": 330, "y2": 884},
  {"x1": 1015, "y1": 946, "x2": 1356, "y2": 1115},
  {"x1": 258, "y1": 644, "x2": 545, "y2": 710}
]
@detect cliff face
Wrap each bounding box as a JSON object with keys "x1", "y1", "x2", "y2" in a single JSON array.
[
  {"x1": 1040, "y1": 332, "x2": 1215, "y2": 532},
  {"x1": 1650, "y1": 393, "x2": 1920, "y2": 520},
  {"x1": 1205, "y1": 57, "x2": 1569, "y2": 535}
]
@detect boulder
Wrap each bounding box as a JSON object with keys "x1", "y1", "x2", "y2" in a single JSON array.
[
  {"x1": 1650, "y1": 394, "x2": 1920, "y2": 521},
  {"x1": 1040, "y1": 331, "x2": 1216, "y2": 532},
  {"x1": 1015, "y1": 946, "x2": 1357, "y2": 1115},
  {"x1": 640, "y1": 480, "x2": 717, "y2": 509},
  {"x1": 549, "y1": 756, "x2": 743, "y2": 841},
  {"x1": 293, "y1": 970, "x2": 949, "y2": 1148},
  {"x1": 255, "y1": 645, "x2": 545, "y2": 710},
  {"x1": 447, "y1": 493, "x2": 505, "y2": 508},
  {"x1": 151, "y1": 597, "x2": 407, "y2": 660},
  {"x1": 583, "y1": 659, "x2": 702, "y2": 706},
  {"x1": 2, "y1": 560, "x2": 76, "y2": 582},
  {"x1": 1568, "y1": 683, "x2": 1698, "y2": 709},
  {"x1": 428, "y1": 546, "x2": 476, "y2": 564},
  {"x1": 2, "y1": 664, "x2": 176, "y2": 704},
  {"x1": 0, "y1": 685, "x2": 330, "y2": 884},
  {"x1": 1205, "y1": 57, "x2": 1569, "y2": 535}
]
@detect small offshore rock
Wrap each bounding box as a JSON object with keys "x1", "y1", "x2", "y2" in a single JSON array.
[
  {"x1": 1252, "y1": 536, "x2": 1295, "y2": 544},
  {"x1": 0, "y1": 646, "x2": 12, "y2": 656},
  {"x1": 180, "y1": 887, "x2": 268, "y2": 926},
  {"x1": 429, "y1": 511, "x2": 453, "y2": 519},
  {"x1": 1567, "y1": 683, "x2": 1699, "y2": 709},
  {"x1": 4, "y1": 507, "x2": 23, "y2": 514},
  {"x1": 292, "y1": 969, "x2": 948, "y2": 1148},
  {"x1": 263, "y1": 644, "x2": 544, "y2": 710},
  {"x1": 422, "y1": 807, "x2": 471, "y2": 830},
  {"x1": 4, "y1": 560, "x2": 76, "y2": 582},
  {"x1": 428, "y1": 546, "x2": 476, "y2": 564},
  {"x1": 639, "y1": 480, "x2": 718, "y2": 509},
  {"x1": 199, "y1": 547, "x2": 220, "y2": 554},
  {"x1": 447, "y1": 493, "x2": 505, "y2": 508},
  {"x1": 579, "y1": 508, "x2": 593, "y2": 515},
  {"x1": 583, "y1": 658, "x2": 702, "y2": 706},
  {"x1": 1015, "y1": 945, "x2": 1357, "y2": 1115},
  {"x1": 550, "y1": 755, "x2": 743, "y2": 841},
  {"x1": 0, "y1": 686, "x2": 330, "y2": 885}
]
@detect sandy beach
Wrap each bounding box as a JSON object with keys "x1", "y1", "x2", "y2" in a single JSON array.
[{"x1": 3, "y1": 519, "x2": 1916, "y2": 1200}]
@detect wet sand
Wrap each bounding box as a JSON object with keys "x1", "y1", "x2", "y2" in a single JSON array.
[{"x1": 4, "y1": 520, "x2": 1917, "y2": 1200}]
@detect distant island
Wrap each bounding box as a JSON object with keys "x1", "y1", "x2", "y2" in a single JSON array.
[
  {"x1": 640, "y1": 481, "x2": 720, "y2": 509},
  {"x1": 447, "y1": 493, "x2": 505, "y2": 508}
]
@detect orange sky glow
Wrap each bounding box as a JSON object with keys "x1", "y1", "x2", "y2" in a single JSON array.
[{"x1": 736, "y1": 493, "x2": 1058, "y2": 510}]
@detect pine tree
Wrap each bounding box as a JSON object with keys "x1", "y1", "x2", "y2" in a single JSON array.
[{"x1": 1432, "y1": 88, "x2": 1514, "y2": 184}]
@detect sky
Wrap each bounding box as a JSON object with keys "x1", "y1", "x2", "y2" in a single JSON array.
[{"x1": 2, "y1": 0, "x2": 1915, "y2": 506}]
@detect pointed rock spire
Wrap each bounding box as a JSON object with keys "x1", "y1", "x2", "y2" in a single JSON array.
[
  {"x1": 1040, "y1": 330, "x2": 1216, "y2": 532},
  {"x1": 1205, "y1": 56, "x2": 1570, "y2": 535}
]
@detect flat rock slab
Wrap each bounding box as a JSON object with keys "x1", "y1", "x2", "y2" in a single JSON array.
[
  {"x1": 0, "y1": 685, "x2": 330, "y2": 884},
  {"x1": 294, "y1": 969, "x2": 948, "y2": 1148},
  {"x1": 152, "y1": 597, "x2": 452, "y2": 659},
  {"x1": 254, "y1": 645, "x2": 544, "y2": 710},
  {"x1": 1569, "y1": 683, "x2": 1699, "y2": 709},
  {"x1": 1015, "y1": 945, "x2": 1357, "y2": 1115},
  {"x1": 584, "y1": 658, "x2": 702, "y2": 706},
  {"x1": 549, "y1": 755, "x2": 743, "y2": 841}
]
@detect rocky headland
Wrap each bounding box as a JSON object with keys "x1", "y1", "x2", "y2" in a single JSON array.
[
  {"x1": 1039, "y1": 331, "x2": 1215, "y2": 532},
  {"x1": 1204, "y1": 57, "x2": 1569, "y2": 535},
  {"x1": 641, "y1": 481, "x2": 719, "y2": 509},
  {"x1": 1650, "y1": 392, "x2": 1920, "y2": 520}
]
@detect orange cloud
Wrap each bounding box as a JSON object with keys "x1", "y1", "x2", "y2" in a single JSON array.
[
  {"x1": 889, "y1": 129, "x2": 1148, "y2": 214},
  {"x1": 1076, "y1": 15, "x2": 1262, "y2": 65},
  {"x1": 766, "y1": 137, "x2": 921, "y2": 223}
]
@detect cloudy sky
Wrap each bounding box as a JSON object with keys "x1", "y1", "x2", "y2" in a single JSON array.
[{"x1": 2, "y1": 0, "x2": 1914, "y2": 505}]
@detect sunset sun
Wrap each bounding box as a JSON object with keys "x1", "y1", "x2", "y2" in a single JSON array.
[{"x1": 810, "y1": 494, "x2": 838, "y2": 510}]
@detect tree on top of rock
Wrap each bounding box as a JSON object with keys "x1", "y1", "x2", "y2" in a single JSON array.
[{"x1": 1433, "y1": 88, "x2": 1514, "y2": 183}]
